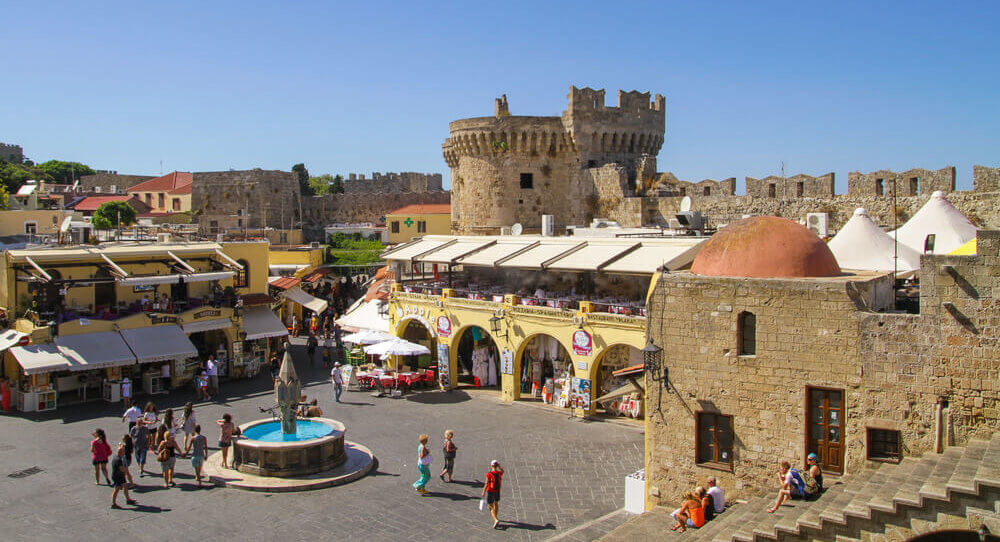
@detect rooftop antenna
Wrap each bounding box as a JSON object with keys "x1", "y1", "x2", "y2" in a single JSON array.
[{"x1": 160, "y1": 160, "x2": 163, "y2": 175}]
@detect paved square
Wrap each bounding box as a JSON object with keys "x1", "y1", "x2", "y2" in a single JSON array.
[{"x1": 0, "y1": 342, "x2": 642, "y2": 541}]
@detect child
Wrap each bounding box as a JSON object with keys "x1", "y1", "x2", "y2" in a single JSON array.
[
  {"x1": 190, "y1": 424, "x2": 208, "y2": 487},
  {"x1": 440, "y1": 429, "x2": 457, "y2": 482}
]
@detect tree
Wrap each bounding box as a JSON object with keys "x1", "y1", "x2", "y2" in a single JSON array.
[
  {"x1": 36, "y1": 160, "x2": 96, "y2": 184},
  {"x1": 308, "y1": 174, "x2": 334, "y2": 196},
  {"x1": 0, "y1": 161, "x2": 52, "y2": 195},
  {"x1": 331, "y1": 174, "x2": 345, "y2": 194},
  {"x1": 0, "y1": 184, "x2": 8, "y2": 210},
  {"x1": 292, "y1": 163, "x2": 313, "y2": 196},
  {"x1": 92, "y1": 201, "x2": 137, "y2": 229}
]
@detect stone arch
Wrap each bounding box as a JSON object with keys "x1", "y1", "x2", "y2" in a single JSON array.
[
  {"x1": 590, "y1": 343, "x2": 644, "y2": 416},
  {"x1": 449, "y1": 324, "x2": 501, "y2": 390},
  {"x1": 513, "y1": 332, "x2": 574, "y2": 403}
]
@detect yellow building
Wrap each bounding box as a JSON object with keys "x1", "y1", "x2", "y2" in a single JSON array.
[
  {"x1": 0, "y1": 240, "x2": 287, "y2": 411},
  {"x1": 267, "y1": 244, "x2": 325, "y2": 277},
  {"x1": 385, "y1": 204, "x2": 451, "y2": 244},
  {"x1": 125, "y1": 171, "x2": 193, "y2": 214},
  {"x1": 0, "y1": 209, "x2": 80, "y2": 237},
  {"x1": 381, "y1": 234, "x2": 703, "y2": 416}
]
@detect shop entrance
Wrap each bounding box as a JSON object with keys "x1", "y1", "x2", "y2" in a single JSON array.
[
  {"x1": 517, "y1": 334, "x2": 572, "y2": 404},
  {"x1": 454, "y1": 326, "x2": 499, "y2": 388},
  {"x1": 400, "y1": 319, "x2": 436, "y2": 371},
  {"x1": 593, "y1": 344, "x2": 644, "y2": 418}
]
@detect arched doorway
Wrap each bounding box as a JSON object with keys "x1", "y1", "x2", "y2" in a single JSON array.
[
  {"x1": 517, "y1": 334, "x2": 572, "y2": 405},
  {"x1": 454, "y1": 326, "x2": 499, "y2": 389},
  {"x1": 399, "y1": 318, "x2": 437, "y2": 371},
  {"x1": 592, "y1": 344, "x2": 644, "y2": 418}
]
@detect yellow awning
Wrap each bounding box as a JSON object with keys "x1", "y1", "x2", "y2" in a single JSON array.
[{"x1": 948, "y1": 238, "x2": 976, "y2": 256}]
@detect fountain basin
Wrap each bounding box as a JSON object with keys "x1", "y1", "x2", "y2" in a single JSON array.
[{"x1": 234, "y1": 417, "x2": 347, "y2": 477}]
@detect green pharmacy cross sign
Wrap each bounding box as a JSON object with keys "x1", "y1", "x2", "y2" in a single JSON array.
[{"x1": 404, "y1": 217, "x2": 414, "y2": 227}]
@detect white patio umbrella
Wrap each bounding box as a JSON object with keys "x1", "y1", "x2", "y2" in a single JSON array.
[
  {"x1": 364, "y1": 338, "x2": 431, "y2": 357},
  {"x1": 342, "y1": 330, "x2": 397, "y2": 345}
]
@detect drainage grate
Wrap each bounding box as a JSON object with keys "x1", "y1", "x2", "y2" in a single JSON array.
[{"x1": 8, "y1": 466, "x2": 43, "y2": 478}]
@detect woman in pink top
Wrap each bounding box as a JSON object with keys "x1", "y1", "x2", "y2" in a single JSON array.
[{"x1": 90, "y1": 428, "x2": 113, "y2": 485}]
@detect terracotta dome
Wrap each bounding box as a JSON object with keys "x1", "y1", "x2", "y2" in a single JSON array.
[{"x1": 690, "y1": 216, "x2": 841, "y2": 278}]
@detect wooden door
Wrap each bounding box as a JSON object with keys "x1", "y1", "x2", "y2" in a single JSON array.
[{"x1": 806, "y1": 387, "x2": 845, "y2": 474}]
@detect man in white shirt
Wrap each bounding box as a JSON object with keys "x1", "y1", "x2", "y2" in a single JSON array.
[
  {"x1": 206, "y1": 356, "x2": 219, "y2": 396},
  {"x1": 122, "y1": 403, "x2": 142, "y2": 429},
  {"x1": 330, "y1": 363, "x2": 344, "y2": 403},
  {"x1": 706, "y1": 476, "x2": 725, "y2": 513}
]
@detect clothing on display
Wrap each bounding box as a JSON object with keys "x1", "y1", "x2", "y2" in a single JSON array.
[{"x1": 470, "y1": 343, "x2": 497, "y2": 387}]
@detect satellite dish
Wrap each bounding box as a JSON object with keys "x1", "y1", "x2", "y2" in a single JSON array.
[
  {"x1": 679, "y1": 196, "x2": 692, "y2": 212},
  {"x1": 510, "y1": 223, "x2": 523, "y2": 236},
  {"x1": 59, "y1": 216, "x2": 73, "y2": 233}
]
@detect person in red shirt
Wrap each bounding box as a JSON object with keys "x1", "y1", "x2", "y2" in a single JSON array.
[
  {"x1": 90, "y1": 428, "x2": 113, "y2": 486},
  {"x1": 481, "y1": 460, "x2": 505, "y2": 529}
]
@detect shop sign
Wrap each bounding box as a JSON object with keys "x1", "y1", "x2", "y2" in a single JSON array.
[
  {"x1": 194, "y1": 309, "x2": 222, "y2": 319},
  {"x1": 436, "y1": 316, "x2": 452, "y2": 337},
  {"x1": 570, "y1": 377, "x2": 592, "y2": 410},
  {"x1": 436, "y1": 343, "x2": 450, "y2": 389},
  {"x1": 500, "y1": 349, "x2": 514, "y2": 374},
  {"x1": 572, "y1": 330, "x2": 592, "y2": 356},
  {"x1": 148, "y1": 314, "x2": 179, "y2": 325}
]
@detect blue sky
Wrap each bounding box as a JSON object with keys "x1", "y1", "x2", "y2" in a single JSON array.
[{"x1": 2, "y1": 1, "x2": 997, "y2": 191}]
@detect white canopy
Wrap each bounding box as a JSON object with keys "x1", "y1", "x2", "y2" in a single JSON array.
[
  {"x1": 0, "y1": 329, "x2": 28, "y2": 351},
  {"x1": 336, "y1": 299, "x2": 390, "y2": 333},
  {"x1": 120, "y1": 325, "x2": 198, "y2": 364},
  {"x1": 544, "y1": 242, "x2": 639, "y2": 271},
  {"x1": 829, "y1": 208, "x2": 922, "y2": 272},
  {"x1": 456, "y1": 240, "x2": 538, "y2": 267},
  {"x1": 416, "y1": 240, "x2": 496, "y2": 264},
  {"x1": 343, "y1": 329, "x2": 397, "y2": 345},
  {"x1": 282, "y1": 286, "x2": 328, "y2": 314},
  {"x1": 890, "y1": 191, "x2": 977, "y2": 255},
  {"x1": 381, "y1": 238, "x2": 455, "y2": 262},
  {"x1": 242, "y1": 307, "x2": 289, "y2": 341},
  {"x1": 118, "y1": 271, "x2": 234, "y2": 286},
  {"x1": 364, "y1": 338, "x2": 431, "y2": 357},
  {"x1": 182, "y1": 318, "x2": 233, "y2": 334},
  {"x1": 56, "y1": 331, "x2": 137, "y2": 372},
  {"x1": 9, "y1": 344, "x2": 71, "y2": 375}
]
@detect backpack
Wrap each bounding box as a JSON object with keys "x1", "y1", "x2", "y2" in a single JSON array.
[
  {"x1": 799, "y1": 468, "x2": 820, "y2": 495},
  {"x1": 788, "y1": 468, "x2": 807, "y2": 496}
]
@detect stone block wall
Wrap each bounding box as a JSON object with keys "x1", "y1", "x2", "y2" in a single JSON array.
[
  {"x1": 746, "y1": 172, "x2": 835, "y2": 198},
  {"x1": 0, "y1": 143, "x2": 24, "y2": 164},
  {"x1": 974, "y1": 165, "x2": 1000, "y2": 193},
  {"x1": 342, "y1": 172, "x2": 443, "y2": 194},
  {"x1": 191, "y1": 169, "x2": 300, "y2": 234},
  {"x1": 78, "y1": 173, "x2": 155, "y2": 193},
  {"x1": 847, "y1": 166, "x2": 955, "y2": 197}
]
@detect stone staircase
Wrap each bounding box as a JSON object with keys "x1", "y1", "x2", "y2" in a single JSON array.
[{"x1": 688, "y1": 432, "x2": 1000, "y2": 541}]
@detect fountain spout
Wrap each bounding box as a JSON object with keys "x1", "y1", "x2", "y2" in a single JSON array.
[{"x1": 274, "y1": 344, "x2": 301, "y2": 435}]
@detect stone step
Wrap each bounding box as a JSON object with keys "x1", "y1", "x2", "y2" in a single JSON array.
[
  {"x1": 842, "y1": 465, "x2": 889, "y2": 521},
  {"x1": 867, "y1": 457, "x2": 920, "y2": 514},
  {"x1": 893, "y1": 452, "x2": 941, "y2": 508},
  {"x1": 818, "y1": 469, "x2": 878, "y2": 526},
  {"x1": 795, "y1": 483, "x2": 848, "y2": 533},
  {"x1": 973, "y1": 434, "x2": 1000, "y2": 489},
  {"x1": 917, "y1": 445, "x2": 964, "y2": 502},
  {"x1": 947, "y1": 438, "x2": 988, "y2": 495},
  {"x1": 706, "y1": 499, "x2": 770, "y2": 542}
]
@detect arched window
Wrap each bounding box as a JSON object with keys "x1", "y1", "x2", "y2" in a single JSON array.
[
  {"x1": 738, "y1": 311, "x2": 756, "y2": 356},
  {"x1": 234, "y1": 259, "x2": 249, "y2": 288}
]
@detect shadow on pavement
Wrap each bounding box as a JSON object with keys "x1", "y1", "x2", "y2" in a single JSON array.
[
  {"x1": 424, "y1": 491, "x2": 477, "y2": 501},
  {"x1": 499, "y1": 521, "x2": 557, "y2": 532},
  {"x1": 129, "y1": 503, "x2": 171, "y2": 513},
  {"x1": 405, "y1": 390, "x2": 471, "y2": 404},
  {"x1": 447, "y1": 479, "x2": 483, "y2": 487}
]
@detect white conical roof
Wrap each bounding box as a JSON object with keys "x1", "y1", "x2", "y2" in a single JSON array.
[
  {"x1": 829, "y1": 208, "x2": 921, "y2": 272},
  {"x1": 889, "y1": 191, "x2": 977, "y2": 254}
]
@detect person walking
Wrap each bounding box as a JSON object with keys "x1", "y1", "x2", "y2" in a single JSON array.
[
  {"x1": 156, "y1": 432, "x2": 183, "y2": 488},
  {"x1": 161, "y1": 408, "x2": 177, "y2": 438},
  {"x1": 481, "y1": 460, "x2": 505, "y2": 529},
  {"x1": 122, "y1": 402, "x2": 142, "y2": 430},
  {"x1": 190, "y1": 425, "x2": 208, "y2": 487},
  {"x1": 217, "y1": 413, "x2": 236, "y2": 469},
  {"x1": 142, "y1": 401, "x2": 158, "y2": 426},
  {"x1": 120, "y1": 434, "x2": 135, "y2": 487},
  {"x1": 306, "y1": 333, "x2": 318, "y2": 366},
  {"x1": 130, "y1": 419, "x2": 151, "y2": 477},
  {"x1": 181, "y1": 402, "x2": 197, "y2": 452},
  {"x1": 109, "y1": 444, "x2": 137, "y2": 509},
  {"x1": 413, "y1": 434, "x2": 432, "y2": 495},
  {"x1": 331, "y1": 362, "x2": 344, "y2": 403},
  {"x1": 120, "y1": 377, "x2": 132, "y2": 409},
  {"x1": 439, "y1": 429, "x2": 458, "y2": 482},
  {"x1": 90, "y1": 428, "x2": 112, "y2": 486}
]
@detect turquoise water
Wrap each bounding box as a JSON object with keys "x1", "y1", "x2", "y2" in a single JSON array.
[{"x1": 243, "y1": 420, "x2": 336, "y2": 442}]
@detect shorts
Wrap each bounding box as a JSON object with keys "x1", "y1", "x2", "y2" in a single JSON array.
[
  {"x1": 112, "y1": 479, "x2": 127, "y2": 489},
  {"x1": 92, "y1": 459, "x2": 108, "y2": 466},
  {"x1": 159, "y1": 456, "x2": 176, "y2": 472},
  {"x1": 191, "y1": 455, "x2": 204, "y2": 470},
  {"x1": 219, "y1": 441, "x2": 231, "y2": 448},
  {"x1": 134, "y1": 447, "x2": 147, "y2": 465},
  {"x1": 486, "y1": 491, "x2": 500, "y2": 504}
]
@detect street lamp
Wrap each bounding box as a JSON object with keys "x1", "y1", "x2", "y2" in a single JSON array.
[
  {"x1": 642, "y1": 338, "x2": 667, "y2": 385},
  {"x1": 488, "y1": 311, "x2": 507, "y2": 339}
]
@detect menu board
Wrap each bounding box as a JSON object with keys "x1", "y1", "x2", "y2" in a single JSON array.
[
  {"x1": 570, "y1": 377, "x2": 592, "y2": 410},
  {"x1": 436, "y1": 343, "x2": 450, "y2": 389}
]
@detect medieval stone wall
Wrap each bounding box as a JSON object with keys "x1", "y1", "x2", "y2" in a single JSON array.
[
  {"x1": 0, "y1": 143, "x2": 24, "y2": 164},
  {"x1": 747, "y1": 172, "x2": 836, "y2": 199},
  {"x1": 300, "y1": 191, "x2": 450, "y2": 241},
  {"x1": 847, "y1": 166, "x2": 955, "y2": 197},
  {"x1": 191, "y1": 169, "x2": 300, "y2": 235},
  {"x1": 974, "y1": 165, "x2": 1000, "y2": 192},
  {"x1": 342, "y1": 172, "x2": 443, "y2": 194},
  {"x1": 78, "y1": 173, "x2": 155, "y2": 193}
]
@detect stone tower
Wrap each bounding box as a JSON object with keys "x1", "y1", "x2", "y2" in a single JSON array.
[{"x1": 442, "y1": 86, "x2": 665, "y2": 234}]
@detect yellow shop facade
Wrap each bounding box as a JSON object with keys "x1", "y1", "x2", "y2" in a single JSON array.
[{"x1": 381, "y1": 234, "x2": 703, "y2": 416}]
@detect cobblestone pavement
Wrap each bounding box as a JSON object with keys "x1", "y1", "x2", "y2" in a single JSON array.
[{"x1": 0, "y1": 341, "x2": 642, "y2": 541}]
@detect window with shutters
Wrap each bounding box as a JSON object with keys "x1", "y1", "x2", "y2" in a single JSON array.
[{"x1": 696, "y1": 412, "x2": 734, "y2": 470}]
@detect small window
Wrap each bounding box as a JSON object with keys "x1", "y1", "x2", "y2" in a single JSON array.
[
  {"x1": 768, "y1": 184, "x2": 776, "y2": 198},
  {"x1": 172, "y1": 198, "x2": 181, "y2": 211},
  {"x1": 417, "y1": 221, "x2": 426, "y2": 233},
  {"x1": 158, "y1": 193, "x2": 165, "y2": 208},
  {"x1": 909, "y1": 177, "x2": 919, "y2": 196},
  {"x1": 696, "y1": 412, "x2": 734, "y2": 468},
  {"x1": 391, "y1": 221, "x2": 400, "y2": 233},
  {"x1": 520, "y1": 173, "x2": 533, "y2": 189},
  {"x1": 796, "y1": 182, "x2": 804, "y2": 197},
  {"x1": 876, "y1": 179, "x2": 885, "y2": 197},
  {"x1": 703, "y1": 186, "x2": 711, "y2": 196},
  {"x1": 679, "y1": 187, "x2": 686, "y2": 197},
  {"x1": 24, "y1": 221, "x2": 38, "y2": 235},
  {"x1": 145, "y1": 193, "x2": 152, "y2": 206},
  {"x1": 234, "y1": 259, "x2": 249, "y2": 288},
  {"x1": 209, "y1": 220, "x2": 219, "y2": 233},
  {"x1": 867, "y1": 428, "x2": 901, "y2": 462},
  {"x1": 738, "y1": 311, "x2": 756, "y2": 356}
]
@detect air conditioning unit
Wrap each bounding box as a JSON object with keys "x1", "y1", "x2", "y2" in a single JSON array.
[
  {"x1": 94, "y1": 186, "x2": 102, "y2": 193},
  {"x1": 109, "y1": 185, "x2": 118, "y2": 193},
  {"x1": 675, "y1": 211, "x2": 704, "y2": 230},
  {"x1": 806, "y1": 212, "x2": 829, "y2": 237}
]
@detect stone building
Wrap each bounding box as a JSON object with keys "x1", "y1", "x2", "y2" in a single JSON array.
[
  {"x1": 443, "y1": 86, "x2": 665, "y2": 235},
  {"x1": 78, "y1": 172, "x2": 155, "y2": 193},
  {"x1": 643, "y1": 217, "x2": 1000, "y2": 511},
  {"x1": 191, "y1": 169, "x2": 300, "y2": 236},
  {"x1": 0, "y1": 142, "x2": 24, "y2": 164},
  {"x1": 342, "y1": 171, "x2": 443, "y2": 194}
]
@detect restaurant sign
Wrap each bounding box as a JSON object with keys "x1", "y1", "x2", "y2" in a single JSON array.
[
  {"x1": 572, "y1": 330, "x2": 593, "y2": 356},
  {"x1": 148, "y1": 314, "x2": 179, "y2": 325},
  {"x1": 194, "y1": 309, "x2": 222, "y2": 319},
  {"x1": 436, "y1": 316, "x2": 452, "y2": 338}
]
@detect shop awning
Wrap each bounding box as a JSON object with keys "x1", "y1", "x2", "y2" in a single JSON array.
[
  {"x1": 0, "y1": 329, "x2": 28, "y2": 351},
  {"x1": 595, "y1": 380, "x2": 643, "y2": 404},
  {"x1": 180, "y1": 271, "x2": 234, "y2": 283},
  {"x1": 282, "y1": 286, "x2": 328, "y2": 313},
  {"x1": 242, "y1": 308, "x2": 289, "y2": 340},
  {"x1": 335, "y1": 299, "x2": 390, "y2": 333},
  {"x1": 497, "y1": 242, "x2": 586, "y2": 270},
  {"x1": 302, "y1": 267, "x2": 333, "y2": 283},
  {"x1": 182, "y1": 318, "x2": 233, "y2": 334},
  {"x1": 10, "y1": 344, "x2": 71, "y2": 375},
  {"x1": 600, "y1": 240, "x2": 705, "y2": 274},
  {"x1": 56, "y1": 331, "x2": 137, "y2": 372},
  {"x1": 119, "y1": 325, "x2": 198, "y2": 364},
  {"x1": 544, "y1": 242, "x2": 640, "y2": 271},
  {"x1": 214, "y1": 249, "x2": 244, "y2": 270},
  {"x1": 416, "y1": 239, "x2": 497, "y2": 264},
  {"x1": 456, "y1": 240, "x2": 539, "y2": 267},
  {"x1": 381, "y1": 238, "x2": 456, "y2": 262},
  {"x1": 268, "y1": 276, "x2": 301, "y2": 290}
]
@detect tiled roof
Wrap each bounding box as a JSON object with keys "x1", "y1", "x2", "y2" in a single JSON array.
[
  {"x1": 269, "y1": 277, "x2": 301, "y2": 291},
  {"x1": 241, "y1": 293, "x2": 277, "y2": 306},
  {"x1": 302, "y1": 267, "x2": 333, "y2": 283},
  {"x1": 386, "y1": 203, "x2": 451, "y2": 216},
  {"x1": 126, "y1": 172, "x2": 193, "y2": 194},
  {"x1": 71, "y1": 196, "x2": 137, "y2": 212}
]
